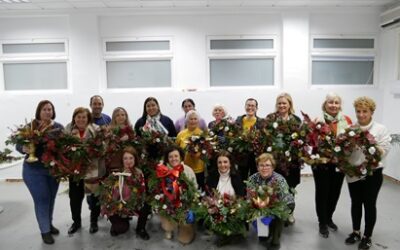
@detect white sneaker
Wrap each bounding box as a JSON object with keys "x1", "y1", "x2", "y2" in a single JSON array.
[
  {"x1": 288, "y1": 214, "x2": 295, "y2": 224},
  {"x1": 165, "y1": 231, "x2": 173, "y2": 240}
]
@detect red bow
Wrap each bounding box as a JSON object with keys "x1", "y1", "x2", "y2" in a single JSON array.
[{"x1": 156, "y1": 163, "x2": 184, "y2": 207}]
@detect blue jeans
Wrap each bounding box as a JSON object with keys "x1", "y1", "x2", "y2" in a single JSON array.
[{"x1": 23, "y1": 162, "x2": 59, "y2": 234}]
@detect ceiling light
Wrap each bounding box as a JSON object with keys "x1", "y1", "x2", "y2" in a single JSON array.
[{"x1": 0, "y1": 0, "x2": 31, "y2": 3}]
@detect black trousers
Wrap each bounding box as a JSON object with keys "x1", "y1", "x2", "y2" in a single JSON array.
[
  {"x1": 136, "y1": 202, "x2": 151, "y2": 231},
  {"x1": 312, "y1": 164, "x2": 344, "y2": 225},
  {"x1": 348, "y1": 168, "x2": 383, "y2": 237},
  {"x1": 237, "y1": 153, "x2": 257, "y2": 181},
  {"x1": 195, "y1": 172, "x2": 205, "y2": 191},
  {"x1": 68, "y1": 178, "x2": 100, "y2": 224}
]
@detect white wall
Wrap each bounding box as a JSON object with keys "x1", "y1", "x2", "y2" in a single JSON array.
[{"x1": 1, "y1": 7, "x2": 397, "y2": 180}]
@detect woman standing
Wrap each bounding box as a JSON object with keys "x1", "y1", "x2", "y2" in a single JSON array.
[
  {"x1": 235, "y1": 98, "x2": 264, "y2": 180},
  {"x1": 248, "y1": 153, "x2": 295, "y2": 250},
  {"x1": 344, "y1": 97, "x2": 391, "y2": 250},
  {"x1": 134, "y1": 97, "x2": 177, "y2": 240},
  {"x1": 175, "y1": 98, "x2": 207, "y2": 133},
  {"x1": 134, "y1": 97, "x2": 176, "y2": 138},
  {"x1": 106, "y1": 107, "x2": 135, "y2": 174},
  {"x1": 16, "y1": 100, "x2": 64, "y2": 244},
  {"x1": 313, "y1": 93, "x2": 352, "y2": 238},
  {"x1": 208, "y1": 104, "x2": 230, "y2": 130},
  {"x1": 176, "y1": 110, "x2": 206, "y2": 190},
  {"x1": 264, "y1": 93, "x2": 301, "y2": 224},
  {"x1": 65, "y1": 107, "x2": 104, "y2": 235}
]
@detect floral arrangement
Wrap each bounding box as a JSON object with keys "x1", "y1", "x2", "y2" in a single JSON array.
[
  {"x1": 6, "y1": 119, "x2": 57, "y2": 162},
  {"x1": 5, "y1": 119, "x2": 52, "y2": 146},
  {"x1": 41, "y1": 133, "x2": 90, "y2": 181},
  {"x1": 334, "y1": 126, "x2": 382, "y2": 177},
  {"x1": 244, "y1": 181, "x2": 291, "y2": 222},
  {"x1": 140, "y1": 129, "x2": 174, "y2": 167},
  {"x1": 298, "y1": 112, "x2": 335, "y2": 166},
  {"x1": 0, "y1": 148, "x2": 22, "y2": 164},
  {"x1": 105, "y1": 126, "x2": 142, "y2": 164},
  {"x1": 98, "y1": 170, "x2": 146, "y2": 217},
  {"x1": 194, "y1": 191, "x2": 247, "y2": 236},
  {"x1": 148, "y1": 163, "x2": 200, "y2": 224},
  {"x1": 208, "y1": 118, "x2": 240, "y2": 152},
  {"x1": 184, "y1": 133, "x2": 214, "y2": 164},
  {"x1": 263, "y1": 114, "x2": 303, "y2": 174},
  {"x1": 41, "y1": 131, "x2": 105, "y2": 181},
  {"x1": 230, "y1": 126, "x2": 266, "y2": 155}
]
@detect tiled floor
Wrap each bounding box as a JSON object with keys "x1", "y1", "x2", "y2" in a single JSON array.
[{"x1": 0, "y1": 177, "x2": 399, "y2": 250}]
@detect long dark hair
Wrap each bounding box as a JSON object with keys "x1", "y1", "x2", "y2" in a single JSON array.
[
  {"x1": 216, "y1": 150, "x2": 238, "y2": 175},
  {"x1": 35, "y1": 100, "x2": 56, "y2": 120},
  {"x1": 181, "y1": 98, "x2": 195, "y2": 108},
  {"x1": 141, "y1": 97, "x2": 161, "y2": 120}
]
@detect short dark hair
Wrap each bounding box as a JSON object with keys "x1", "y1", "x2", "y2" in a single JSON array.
[
  {"x1": 246, "y1": 98, "x2": 258, "y2": 108},
  {"x1": 141, "y1": 97, "x2": 160, "y2": 119},
  {"x1": 163, "y1": 145, "x2": 185, "y2": 165},
  {"x1": 35, "y1": 100, "x2": 56, "y2": 120},
  {"x1": 181, "y1": 98, "x2": 195, "y2": 108},
  {"x1": 90, "y1": 95, "x2": 104, "y2": 105}
]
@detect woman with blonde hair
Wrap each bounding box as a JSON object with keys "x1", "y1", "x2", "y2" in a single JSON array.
[
  {"x1": 264, "y1": 93, "x2": 301, "y2": 224},
  {"x1": 313, "y1": 93, "x2": 352, "y2": 238},
  {"x1": 344, "y1": 97, "x2": 391, "y2": 250}
]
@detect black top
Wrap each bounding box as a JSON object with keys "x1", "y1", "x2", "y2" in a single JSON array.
[
  {"x1": 134, "y1": 114, "x2": 177, "y2": 137},
  {"x1": 206, "y1": 170, "x2": 246, "y2": 197}
]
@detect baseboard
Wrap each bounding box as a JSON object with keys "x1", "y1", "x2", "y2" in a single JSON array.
[{"x1": 383, "y1": 174, "x2": 400, "y2": 184}]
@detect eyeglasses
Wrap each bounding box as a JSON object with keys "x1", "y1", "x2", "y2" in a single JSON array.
[{"x1": 258, "y1": 165, "x2": 272, "y2": 169}]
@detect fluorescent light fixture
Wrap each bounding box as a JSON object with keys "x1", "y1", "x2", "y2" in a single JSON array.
[{"x1": 0, "y1": 0, "x2": 31, "y2": 3}]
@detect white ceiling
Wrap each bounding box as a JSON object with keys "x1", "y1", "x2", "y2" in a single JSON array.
[{"x1": 0, "y1": 0, "x2": 398, "y2": 12}]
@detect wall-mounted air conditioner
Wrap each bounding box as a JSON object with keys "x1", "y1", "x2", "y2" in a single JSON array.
[{"x1": 381, "y1": 6, "x2": 400, "y2": 29}]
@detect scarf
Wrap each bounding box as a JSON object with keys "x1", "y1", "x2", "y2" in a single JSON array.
[
  {"x1": 323, "y1": 112, "x2": 350, "y2": 136},
  {"x1": 146, "y1": 114, "x2": 169, "y2": 135},
  {"x1": 217, "y1": 170, "x2": 235, "y2": 196}
]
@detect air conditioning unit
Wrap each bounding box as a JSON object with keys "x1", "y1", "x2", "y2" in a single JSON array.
[{"x1": 381, "y1": 6, "x2": 400, "y2": 29}]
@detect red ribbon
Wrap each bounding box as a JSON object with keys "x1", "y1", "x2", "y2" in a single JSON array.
[{"x1": 156, "y1": 163, "x2": 183, "y2": 207}]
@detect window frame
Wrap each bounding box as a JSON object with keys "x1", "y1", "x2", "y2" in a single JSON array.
[
  {"x1": 309, "y1": 35, "x2": 378, "y2": 88},
  {"x1": 102, "y1": 36, "x2": 174, "y2": 91},
  {"x1": 207, "y1": 35, "x2": 279, "y2": 89},
  {"x1": 0, "y1": 38, "x2": 70, "y2": 93}
]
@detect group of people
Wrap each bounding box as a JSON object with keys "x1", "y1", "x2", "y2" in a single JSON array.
[{"x1": 15, "y1": 92, "x2": 390, "y2": 250}]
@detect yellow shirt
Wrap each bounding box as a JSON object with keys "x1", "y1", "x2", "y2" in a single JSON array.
[
  {"x1": 176, "y1": 127, "x2": 205, "y2": 174},
  {"x1": 242, "y1": 116, "x2": 257, "y2": 131}
]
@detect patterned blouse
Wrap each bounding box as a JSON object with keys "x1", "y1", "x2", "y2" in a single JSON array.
[{"x1": 248, "y1": 172, "x2": 295, "y2": 206}]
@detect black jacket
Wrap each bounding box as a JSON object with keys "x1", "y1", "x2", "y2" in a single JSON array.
[
  {"x1": 134, "y1": 114, "x2": 177, "y2": 138},
  {"x1": 206, "y1": 170, "x2": 246, "y2": 197}
]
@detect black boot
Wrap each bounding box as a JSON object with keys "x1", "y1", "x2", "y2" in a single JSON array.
[
  {"x1": 50, "y1": 225, "x2": 59, "y2": 235},
  {"x1": 89, "y1": 221, "x2": 99, "y2": 234},
  {"x1": 41, "y1": 232, "x2": 55, "y2": 244},
  {"x1": 136, "y1": 228, "x2": 150, "y2": 240},
  {"x1": 68, "y1": 222, "x2": 81, "y2": 234}
]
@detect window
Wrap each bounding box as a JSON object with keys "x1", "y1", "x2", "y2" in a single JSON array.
[
  {"x1": 208, "y1": 36, "x2": 277, "y2": 87},
  {"x1": 311, "y1": 37, "x2": 376, "y2": 85},
  {"x1": 103, "y1": 38, "x2": 172, "y2": 89},
  {"x1": 0, "y1": 40, "x2": 68, "y2": 91}
]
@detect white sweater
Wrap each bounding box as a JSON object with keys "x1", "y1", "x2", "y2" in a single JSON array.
[{"x1": 346, "y1": 121, "x2": 391, "y2": 183}]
